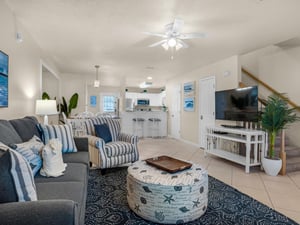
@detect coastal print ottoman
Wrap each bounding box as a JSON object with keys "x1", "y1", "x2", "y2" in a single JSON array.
[{"x1": 127, "y1": 160, "x2": 208, "y2": 224}]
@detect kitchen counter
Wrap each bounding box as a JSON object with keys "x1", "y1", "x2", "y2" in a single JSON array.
[{"x1": 120, "y1": 111, "x2": 167, "y2": 137}]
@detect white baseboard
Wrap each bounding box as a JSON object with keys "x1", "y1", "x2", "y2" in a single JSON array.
[{"x1": 167, "y1": 135, "x2": 201, "y2": 148}]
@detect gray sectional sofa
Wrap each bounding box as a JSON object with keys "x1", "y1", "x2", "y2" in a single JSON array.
[{"x1": 0, "y1": 116, "x2": 89, "y2": 225}]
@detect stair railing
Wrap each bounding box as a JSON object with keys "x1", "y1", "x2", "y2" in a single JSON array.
[{"x1": 241, "y1": 67, "x2": 300, "y2": 175}]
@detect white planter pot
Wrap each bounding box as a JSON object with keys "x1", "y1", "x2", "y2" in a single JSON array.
[{"x1": 262, "y1": 157, "x2": 282, "y2": 176}]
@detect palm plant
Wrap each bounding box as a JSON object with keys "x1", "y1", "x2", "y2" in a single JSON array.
[{"x1": 261, "y1": 94, "x2": 300, "y2": 159}]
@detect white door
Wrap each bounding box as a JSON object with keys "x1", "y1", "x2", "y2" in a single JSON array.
[
  {"x1": 199, "y1": 76, "x2": 215, "y2": 148},
  {"x1": 170, "y1": 84, "x2": 181, "y2": 139}
]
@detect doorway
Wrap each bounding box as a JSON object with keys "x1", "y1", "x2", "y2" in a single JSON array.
[{"x1": 199, "y1": 76, "x2": 215, "y2": 148}]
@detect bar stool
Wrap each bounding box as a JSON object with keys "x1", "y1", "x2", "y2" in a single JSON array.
[
  {"x1": 132, "y1": 118, "x2": 145, "y2": 138},
  {"x1": 148, "y1": 118, "x2": 161, "y2": 138}
]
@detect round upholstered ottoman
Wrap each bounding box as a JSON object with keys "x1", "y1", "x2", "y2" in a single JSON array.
[{"x1": 127, "y1": 160, "x2": 208, "y2": 224}]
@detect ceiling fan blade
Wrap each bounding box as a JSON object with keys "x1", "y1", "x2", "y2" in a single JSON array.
[
  {"x1": 143, "y1": 31, "x2": 168, "y2": 38},
  {"x1": 148, "y1": 39, "x2": 167, "y2": 47},
  {"x1": 178, "y1": 33, "x2": 206, "y2": 39},
  {"x1": 177, "y1": 39, "x2": 189, "y2": 48},
  {"x1": 172, "y1": 18, "x2": 184, "y2": 34}
]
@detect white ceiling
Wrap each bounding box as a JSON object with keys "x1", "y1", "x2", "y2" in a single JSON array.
[{"x1": 5, "y1": 0, "x2": 300, "y2": 88}]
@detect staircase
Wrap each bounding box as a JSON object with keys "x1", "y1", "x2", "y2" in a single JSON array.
[
  {"x1": 241, "y1": 67, "x2": 300, "y2": 174},
  {"x1": 275, "y1": 135, "x2": 300, "y2": 173}
]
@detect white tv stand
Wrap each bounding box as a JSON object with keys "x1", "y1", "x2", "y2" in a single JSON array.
[{"x1": 206, "y1": 126, "x2": 267, "y2": 173}]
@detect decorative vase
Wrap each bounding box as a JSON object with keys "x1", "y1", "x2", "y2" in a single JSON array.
[{"x1": 262, "y1": 157, "x2": 282, "y2": 176}]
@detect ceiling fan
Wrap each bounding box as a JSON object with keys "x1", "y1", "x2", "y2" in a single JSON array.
[{"x1": 144, "y1": 18, "x2": 205, "y2": 51}]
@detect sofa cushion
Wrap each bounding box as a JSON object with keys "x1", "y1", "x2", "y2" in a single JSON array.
[
  {"x1": 9, "y1": 116, "x2": 41, "y2": 142},
  {"x1": 39, "y1": 124, "x2": 78, "y2": 153},
  {"x1": 0, "y1": 120, "x2": 22, "y2": 145},
  {"x1": 105, "y1": 141, "x2": 135, "y2": 157},
  {"x1": 36, "y1": 181, "x2": 86, "y2": 225},
  {"x1": 94, "y1": 123, "x2": 112, "y2": 143},
  {"x1": 62, "y1": 152, "x2": 89, "y2": 166},
  {"x1": 0, "y1": 146, "x2": 37, "y2": 203},
  {"x1": 35, "y1": 163, "x2": 87, "y2": 183}
]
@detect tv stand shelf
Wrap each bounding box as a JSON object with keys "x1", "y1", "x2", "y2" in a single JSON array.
[{"x1": 206, "y1": 126, "x2": 267, "y2": 173}]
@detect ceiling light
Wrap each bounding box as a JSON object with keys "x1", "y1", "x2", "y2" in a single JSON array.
[
  {"x1": 175, "y1": 42, "x2": 183, "y2": 51},
  {"x1": 167, "y1": 38, "x2": 177, "y2": 47},
  {"x1": 147, "y1": 76, "x2": 152, "y2": 80},
  {"x1": 94, "y1": 65, "x2": 100, "y2": 88},
  {"x1": 139, "y1": 81, "x2": 152, "y2": 88},
  {"x1": 162, "y1": 42, "x2": 169, "y2": 50}
]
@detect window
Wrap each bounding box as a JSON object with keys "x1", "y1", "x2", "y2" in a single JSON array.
[{"x1": 103, "y1": 95, "x2": 116, "y2": 112}]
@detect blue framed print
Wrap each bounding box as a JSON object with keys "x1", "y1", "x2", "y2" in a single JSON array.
[
  {"x1": 184, "y1": 97, "x2": 195, "y2": 112},
  {"x1": 183, "y1": 81, "x2": 195, "y2": 96},
  {"x1": 0, "y1": 50, "x2": 9, "y2": 107},
  {"x1": 90, "y1": 95, "x2": 97, "y2": 107}
]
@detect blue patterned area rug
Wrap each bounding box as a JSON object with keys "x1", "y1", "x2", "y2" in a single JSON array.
[{"x1": 85, "y1": 167, "x2": 298, "y2": 225}]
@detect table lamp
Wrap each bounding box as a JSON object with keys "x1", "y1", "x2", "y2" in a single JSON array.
[{"x1": 35, "y1": 100, "x2": 58, "y2": 125}]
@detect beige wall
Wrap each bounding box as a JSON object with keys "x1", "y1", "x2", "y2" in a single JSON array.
[
  {"x1": 60, "y1": 73, "x2": 122, "y2": 116},
  {"x1": 241, "y1": 45, "x2": 300, "y2": 146},
  {"x1": 166, "y1": 55, "x2": 240, "y2": 145},
  {"x1": 0, "y1": 1, "x2": 59, "y2": 120}
]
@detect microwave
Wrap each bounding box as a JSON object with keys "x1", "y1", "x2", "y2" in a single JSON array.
[{"x1": 137, "y1": 99, "x2": 150, "y2": 106}]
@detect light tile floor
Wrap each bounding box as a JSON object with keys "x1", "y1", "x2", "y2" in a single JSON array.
[{"x1": 138, "y1": 138, "x2": 300, "y2": 223}]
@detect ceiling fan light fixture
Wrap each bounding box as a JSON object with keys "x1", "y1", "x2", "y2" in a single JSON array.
[
  {"x1": 167, "y1": 38, "x2": 177, "y2": 47},
  {"x1": 162, "y1": 42, "x2": 169, "y2": 50},
  {"x1": 176, "y1": 42, "x2": 183, "y2": 51}
]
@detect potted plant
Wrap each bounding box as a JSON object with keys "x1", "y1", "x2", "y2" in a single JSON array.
[
  {"x1": 42, "y1": 92, "x2": 79, "y2": 118},
  {"x1": 261, "y1": 94, "x2": 300, "y2": 176}
]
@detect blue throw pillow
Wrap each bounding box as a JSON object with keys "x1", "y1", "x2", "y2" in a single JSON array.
[{"x1": 94, "y1": 124, "x2": 112, "y2": 143}]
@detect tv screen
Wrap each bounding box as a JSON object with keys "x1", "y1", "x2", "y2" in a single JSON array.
[
  {"x1": 0, "y1": 50, "x2": 8, "y2": 107},
  {"x1": 215, "y1": 86, "x2": 258, "y2": 122}
]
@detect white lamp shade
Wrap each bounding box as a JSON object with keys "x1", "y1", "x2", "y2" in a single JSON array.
[{"x1": 35, "y1": 100, "x2": 58, "y2": 115}]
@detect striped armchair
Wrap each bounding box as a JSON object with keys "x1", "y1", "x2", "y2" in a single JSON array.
[{"x1": 69, "y1": 117, "x2": 139, "y2": 169}]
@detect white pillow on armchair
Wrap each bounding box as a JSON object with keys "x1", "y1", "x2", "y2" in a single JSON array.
[{"x1": 40, "y1": 139, "x2": 67, "y2": 177}]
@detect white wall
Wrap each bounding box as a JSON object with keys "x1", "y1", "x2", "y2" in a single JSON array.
[
  {"x1": 60, "y1": 73, "x2": 122, "y2": 116},
  {"x1": 166, "y1": 55, "x2": 239, "y2": 144},
  {"x1": 241, "y1": 45, "x2": 300, "y2": 146},
  {"x1": 0, "y1": 1, "x2": 59, "y2": 120}
]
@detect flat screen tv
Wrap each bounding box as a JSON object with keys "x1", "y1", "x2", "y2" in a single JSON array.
[
  {"x1": 215, "y1": 86, "x2": 258, "y2": 122},
  {"x1": 0, "y1": 50, "x2": 8, "y2": 107}
]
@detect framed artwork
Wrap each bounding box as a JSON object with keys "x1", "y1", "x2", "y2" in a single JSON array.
[
  {"x1": 90, "y1": 95, "x2": 97, "y2": 107},
  {"x1": 184, "y1": 97, "x2": 195, "y2": 112},
  {"x1": 183, "y1": 81, "x2": 195, "y2": 96},
  {"x1": 0, "y1": 50, "x2": 8, "y2": 107}
]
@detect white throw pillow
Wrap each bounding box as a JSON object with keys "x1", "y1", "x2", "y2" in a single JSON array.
[{"x1": 40, "y1": 139, "x2": 67, "y2": 177}]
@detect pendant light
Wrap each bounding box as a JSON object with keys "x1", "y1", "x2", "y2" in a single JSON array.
[{"x1": 94, "y1": 65, "x2": 100, "y2": 88}]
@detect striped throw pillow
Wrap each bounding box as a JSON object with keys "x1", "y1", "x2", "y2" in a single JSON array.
[
  {"x1": 39, "y1": 124, "x2": 78, "y2": 153},
  {"x1": 9, "y1": 135, "x2": 44, "y2": 176},
  {"x1": 0, "y1": 145, "x2": 37, "y2": 203}
]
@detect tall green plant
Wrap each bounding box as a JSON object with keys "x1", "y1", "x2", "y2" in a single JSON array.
[
  {"x1": 60, "y1": 93, "x2": 79, "y2": 118},
  {"x1": 261, "y1": 95, "x2": 300, "y2": 159},
  {"x1": 42, "y1": 92, "x2": 78, "y2": 118}
]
